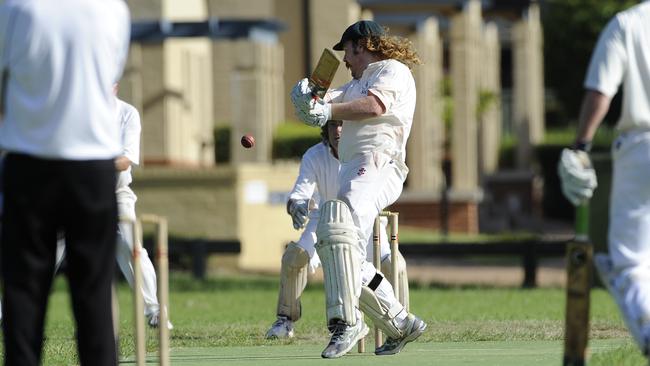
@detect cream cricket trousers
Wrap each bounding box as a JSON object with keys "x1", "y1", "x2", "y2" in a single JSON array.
[
  {"x1": 115, "y1": 193, "x2": 161, "y2": 317},
  {"x1": 607, "y1": 130, "x2": 650, "y2": 330},
  {"x1": 336, "y1": 151, "x2": 409, "y2": 325}
]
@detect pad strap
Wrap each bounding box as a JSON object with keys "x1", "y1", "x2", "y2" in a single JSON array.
[{"x1": 359, "y1": 282, "x2": 405, "y2": 339}]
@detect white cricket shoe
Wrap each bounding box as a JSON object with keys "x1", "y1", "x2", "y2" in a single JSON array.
[
  {"x1": 594, "y1": 253, "x2": 650, "y2": 355},
  {"x1": 375, "y1": 314, "x2": 427, "y2": 355},
  {"x1": 148, "y1": 311, "x2": 174, "y2": 330},
  {"x1": 265, "y1": 316, "x2": 295, "y2": 339},
  {"x1": 321, "y1": 319, "x2": 369, "y2": 358}
]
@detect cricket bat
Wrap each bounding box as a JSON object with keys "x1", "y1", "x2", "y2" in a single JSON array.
[
  {"x1": 308, "y1": 48, "x2": 340, "y2": 99},
  {"x1": 563, "y1": 203, "x2": 593, "y2": 366}
]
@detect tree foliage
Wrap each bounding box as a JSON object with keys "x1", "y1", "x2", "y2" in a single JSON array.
[{"x1": 542, "y1": 0, "x2": 637, "y2": 125}]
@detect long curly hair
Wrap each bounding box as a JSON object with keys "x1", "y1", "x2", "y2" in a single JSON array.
[{"x1": 359, "y1": 30, "x2": 422, "y2": 69}]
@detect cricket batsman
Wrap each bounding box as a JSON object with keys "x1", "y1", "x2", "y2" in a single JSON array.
[
  {"x1": 290, "y1": 20, "x2": 427, "y2": 358},
  {"x1": 265, "y1": 120, "x2": 409, "y2": 339}
]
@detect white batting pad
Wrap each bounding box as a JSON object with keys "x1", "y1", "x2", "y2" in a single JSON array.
[
  {"x1": 277, "y1": 242, "x2": 310, "y2": 321},
  {"x1": 381, "y1": 252, "x2": 410, "y2": 311},
  {"x1": 359, "y1": 261, "x2": 406, "y2": 339},
  {"x1": 316, "y1": 200, "x2": 362, "y2": 325}
]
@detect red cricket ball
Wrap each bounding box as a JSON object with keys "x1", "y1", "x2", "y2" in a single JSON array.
[{"x1": 241, "y1": 134, "x2": 255, "y2": 149}]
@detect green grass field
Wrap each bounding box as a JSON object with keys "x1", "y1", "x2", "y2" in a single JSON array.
[{"x1": 1, "y1": 273, "x2": 647, "y2": 365}]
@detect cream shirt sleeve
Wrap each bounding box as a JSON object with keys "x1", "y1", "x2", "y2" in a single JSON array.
[
  {"x1": 288, "y1": 148, "x2": 319, "y2": 202},
  {"x1": 584, "y1": 16, "x2": 627, "y2": 97},
  {"x1": 325, "y1": 81, "x2": 354, "y2": 103},
  {"x1": 367, "y1": 61, "x2": 406, "y2": 112}
]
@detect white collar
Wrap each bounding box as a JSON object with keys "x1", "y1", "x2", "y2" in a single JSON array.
[{"x1": 361, "y1": 59, "x2": 393, "y2": 79}]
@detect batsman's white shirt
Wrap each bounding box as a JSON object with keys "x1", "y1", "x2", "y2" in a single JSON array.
[
  {"x1": 0, "y1": 0, "x2": 130, "y2": 160},
  {"x1": 584, "y1": 0, "x2": 650, "y2": 132},
  {"x1": 115, "y1": 98, "x2": 141, "y2": 207},
  {"x1": 330, "y1": 59, "x2": 415, "y2": 175}
]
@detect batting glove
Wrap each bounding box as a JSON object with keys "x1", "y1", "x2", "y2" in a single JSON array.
[
  {"x1": 288, "y1": 199, "x2": 309, "y2": 230},
  {"x1": 290, "y1": 78, "x2": 312, "y2": 112},
  {"x1": 557, "y1": 148, "x2": 598, "y2": 206},
  {"x1": 302, "y1": 98, "x2": 331, "y2": 127}
]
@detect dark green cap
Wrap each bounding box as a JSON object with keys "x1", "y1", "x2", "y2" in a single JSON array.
[{"x1": 332, "y1": 20, "x2": 385, "y2": 51}]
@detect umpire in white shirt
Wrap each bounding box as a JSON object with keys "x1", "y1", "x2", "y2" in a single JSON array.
[{"x1": 0, "y1": 1, "x2": 130, "y2": 365}]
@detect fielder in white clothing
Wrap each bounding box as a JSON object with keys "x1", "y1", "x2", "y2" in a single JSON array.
[
  {"x1": 54, "y1": 93, "x2": 171, "y2": 329},
  {"x1": 265, "y1": 120, "x2": 410, "y2": 339},
  {"x1": 557, "y1": 0, "x2": 650, "y2": 358},
  {"x1": 291, "y1": 20, "x2": 426, "y2": 358},
  {"x1": 113, "y1": 97, "x2": 169, "y2": 329}
]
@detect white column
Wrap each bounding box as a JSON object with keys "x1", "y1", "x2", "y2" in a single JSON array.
[
  {"x1": 512, "y1": 3, "x2": 545, "y2": 168},
  {"x1": 408, "y1": 17, "x2": 444, "y2": 193},
  {"x1": 450, "y1": 0, "x2": 481, "y2": 192}
]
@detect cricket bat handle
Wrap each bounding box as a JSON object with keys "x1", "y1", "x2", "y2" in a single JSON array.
[
  {"x1": 308, "y1": 81, "x2": 326, "y2": 100},
  {"x1": 574, "y1": 203, "x2": 589, "y2": 242}
]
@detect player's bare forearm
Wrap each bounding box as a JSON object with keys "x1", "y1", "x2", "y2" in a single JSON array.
[
  {"x1": 330, "y1": 95, "x2": 385, "y2": 121},
  {"x1": 575, "y1": 90, "x2": 611, "y2": 143},
  {"x1": 115, "y1": 155, "x2": 131, "y2": 171}
]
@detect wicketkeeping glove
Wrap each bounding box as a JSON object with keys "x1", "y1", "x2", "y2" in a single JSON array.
[
  {"x1": 288, "y1": 199, "x2": 309, "y2": 230},
  {"x1": 557, "y1": 148, "x2": 598, "y2": 206}
]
